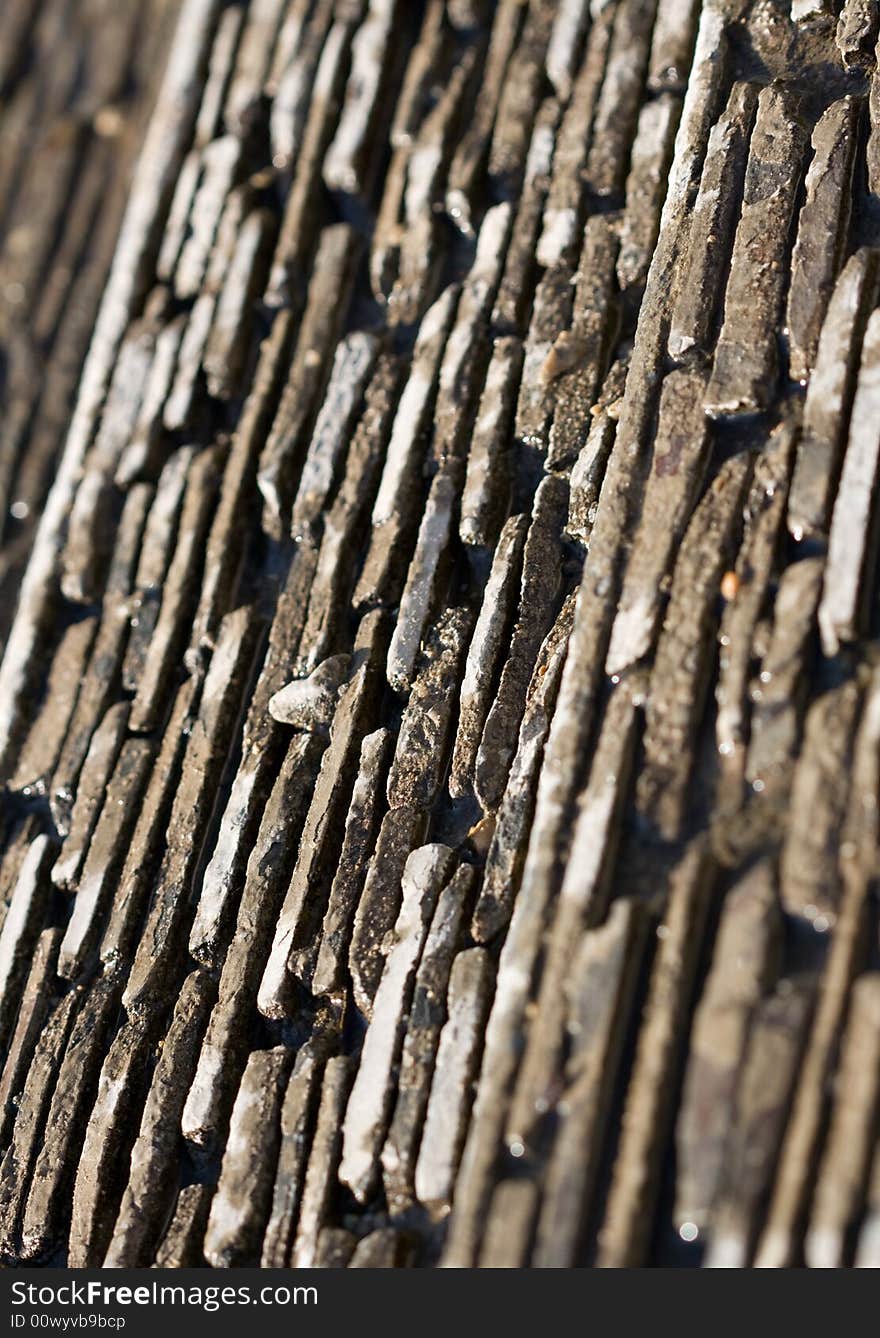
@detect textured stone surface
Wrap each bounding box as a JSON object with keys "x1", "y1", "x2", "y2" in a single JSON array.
[{"x1": 1, "y1": 0, "x2": 879, "y2": 1273}]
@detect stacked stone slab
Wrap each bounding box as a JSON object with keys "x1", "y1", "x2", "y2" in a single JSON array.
[{"x1": 1, "y1": 0, "x2": 880, "y2": 1269}]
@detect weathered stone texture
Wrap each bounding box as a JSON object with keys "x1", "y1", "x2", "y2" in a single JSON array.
[{"x1": 0, "y1": 0, "x2": 878, "y2": 1272}]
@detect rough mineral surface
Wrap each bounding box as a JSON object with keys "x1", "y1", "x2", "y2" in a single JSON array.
[{"x1": 1, "y1": 0, "x2": 880, "y2": 1270}]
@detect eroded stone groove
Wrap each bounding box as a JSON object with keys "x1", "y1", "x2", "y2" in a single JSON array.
[{"x1": 1, "y1": 0, "x2": 879, "y2": 1269}]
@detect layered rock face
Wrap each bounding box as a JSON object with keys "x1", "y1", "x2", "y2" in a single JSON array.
[{"x1": 1, "y1": 0, "x2": 880, "y2": 1269}]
